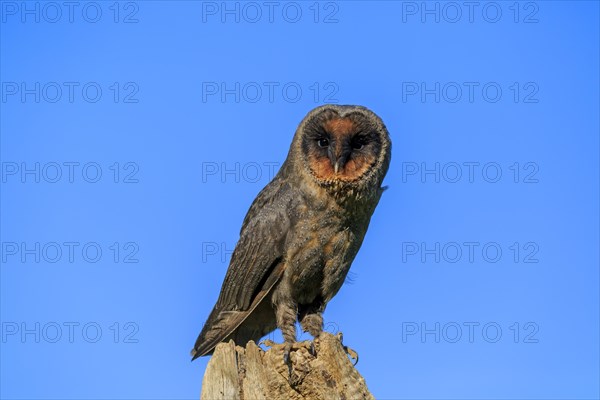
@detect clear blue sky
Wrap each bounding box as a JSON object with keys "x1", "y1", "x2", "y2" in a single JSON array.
[{"x1": 1, "y1": 1, "x2": 598, "y2": 399}]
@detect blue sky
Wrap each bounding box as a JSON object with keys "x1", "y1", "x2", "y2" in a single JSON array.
[{"x1": 1, "y1": 1, "x2": 599, "y2": 399}]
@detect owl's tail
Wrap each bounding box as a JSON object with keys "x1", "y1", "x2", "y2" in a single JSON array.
[
  {"x1": 191, "y1": 307, "x2": 279, "y2": 360},
  {"x1": 191, "y1": 307, "x2": 245, "y2": 360},
  {"x1": 191, "y1": 262, "x2": 285, "y2": 360}
]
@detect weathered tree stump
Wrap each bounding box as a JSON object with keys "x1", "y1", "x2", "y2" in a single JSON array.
[{"x1": 200, "y1": 332, "x2": 374, "y2": 400}]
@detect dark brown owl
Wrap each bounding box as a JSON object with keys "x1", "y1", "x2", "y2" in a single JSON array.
[{"x1": 191, "y1": 104, "x2": 391, "y2": 360}]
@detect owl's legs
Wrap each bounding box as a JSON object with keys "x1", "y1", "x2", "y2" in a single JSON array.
[
  {"x1": 299, "y1": 309, "x2": 324, "y2": 338},
  {"x1": 299, "y1": 300, "x2": 325, "y2": 357},
  {"x1": 274, "y1": 299, "x2": 297, "y2": 364}
]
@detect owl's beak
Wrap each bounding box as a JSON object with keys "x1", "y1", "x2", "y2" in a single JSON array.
[{"x1": 328, "y1": 145, "x2": 350, "y2": 175}]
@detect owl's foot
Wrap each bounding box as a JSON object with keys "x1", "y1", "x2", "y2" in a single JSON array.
[
  {"x1": 260, "y1": 339, "x2": 296, "y2": 377},
  {"x1": 282, "y1": 342, "x2": 297, "y2": 385},
  {"x1": 282, "y1": 341, "x2": 320, "y2": 385},
  {"x1": 336, "y1": 332, "x2": 359, "y2": 365},
  {"x1": 258, "y1": 339, "x2": 297, "y2": 379},
  {"x1": 262, "y1": 339, "x2": 317, "y2": 385},
  {"x1": 280, "y1": 340, "x2": 312, "y2": 363}
]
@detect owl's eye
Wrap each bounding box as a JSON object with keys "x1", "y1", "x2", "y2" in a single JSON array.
[
  {"x1": 352, "y1": 138, "x2": 365, "y2": 150},
  {"x1": 318, "y1": 138, "x2": 329, "y2": 148}
]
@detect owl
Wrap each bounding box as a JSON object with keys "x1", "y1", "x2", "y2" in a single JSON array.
[{"x1": 191, "y1": 104, "x2": 391, "y2": 361}]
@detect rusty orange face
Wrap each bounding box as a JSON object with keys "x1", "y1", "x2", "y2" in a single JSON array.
[{"x1": 301, "y1": 112, "x2": 383, "y2": 184}]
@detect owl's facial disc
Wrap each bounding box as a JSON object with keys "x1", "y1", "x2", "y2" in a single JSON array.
[{"x1": 303, "y1": 113, "x2": 382, "y2": 184}]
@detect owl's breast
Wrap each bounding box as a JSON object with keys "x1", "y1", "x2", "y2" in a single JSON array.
[{"x1": 284, "y1": 208, "x2": 364, "y2": 305}]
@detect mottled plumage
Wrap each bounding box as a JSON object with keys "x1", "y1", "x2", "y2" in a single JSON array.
[{"x1": 191, "y1": 105, "x2": 391, "y2": 360}]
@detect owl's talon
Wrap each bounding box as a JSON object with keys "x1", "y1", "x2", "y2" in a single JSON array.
[
  {"x1": 344, "y1": 345, "x2": 359, "y2": 366},
  {"x1": 282, "y1": 342, "x2": 292, "y2": 365},
  {"x1": 282, "y1": 342, "x2": 294, "y2": 384},
  {"x1": 259, "y1": 339, "x2": 276, "y2": 349},
  {"x1": 335, "y1": 332, "x2": 358, "y2": 365},
  {"x1": 309, "y1": 336, "x2": 320, "y2": 357}
]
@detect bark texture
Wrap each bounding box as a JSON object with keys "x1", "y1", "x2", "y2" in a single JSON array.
[{"x1": 200, "y1": 332, "x2": 374, "y2": 400}]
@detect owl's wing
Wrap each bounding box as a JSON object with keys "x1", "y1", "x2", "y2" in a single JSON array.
[{"x1": 191, "y1": 179, "x2": 294, "y2": 359}]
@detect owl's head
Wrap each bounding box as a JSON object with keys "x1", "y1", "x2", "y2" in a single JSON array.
[{"x1": 290, "y1": 105, "x2": 391, "y2": 194}]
